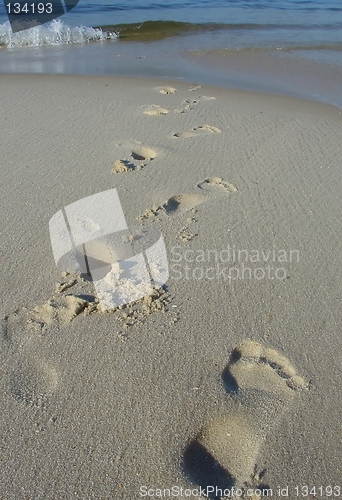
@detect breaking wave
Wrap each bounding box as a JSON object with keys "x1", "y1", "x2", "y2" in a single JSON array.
[{"x1": 0, "y1": 19, "x2": 117, "y2": 48}]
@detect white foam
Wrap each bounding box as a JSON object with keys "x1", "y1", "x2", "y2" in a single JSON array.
[{"x1": 0, "y1": 19, "x2": 117, "y2": 48}]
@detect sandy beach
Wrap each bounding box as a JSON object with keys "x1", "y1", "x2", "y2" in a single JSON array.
[{"x1": 0, "y1": 73, "x2": 341, "y2": 499}]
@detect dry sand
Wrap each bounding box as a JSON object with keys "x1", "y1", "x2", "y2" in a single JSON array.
[{"x1": 0, "y1": 74, "x2": 341, "y2": 499}]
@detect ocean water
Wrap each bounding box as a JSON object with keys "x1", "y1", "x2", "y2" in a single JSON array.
[
  {"x1": 0, "y1": 0, "x2": 341, "y2": 105},
  {"x1": 1, "y1": 0, "x2": 342, "y2": 50}
]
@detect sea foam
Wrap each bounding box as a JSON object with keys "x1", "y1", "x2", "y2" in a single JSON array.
[{"x1": 0, "y1": 19, "x2": 117, "y2": 48}]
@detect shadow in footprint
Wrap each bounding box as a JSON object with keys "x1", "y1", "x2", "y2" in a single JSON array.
[
  {"x1": 131, "y1": 146, "x2": 156, "y2": 161},
  {"x1": 76, "y1": 294, "x2": 96, "y2": 303},
  {"x1": 221, "y1": 365, "x2": 239, "y2": 393},
  {"x1": 221, "y1": 344, "x2": 241, "y2": 392},
  {"x1": 182, "y1": 441, "x2": 234, "y2": 499},
  {"x1": 0, "y1": 317, "x2": 10, "y2": 345}
]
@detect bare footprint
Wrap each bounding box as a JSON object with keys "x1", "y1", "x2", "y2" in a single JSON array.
[
  {"x1": 188, "y1": 84, "x2": 215, "y2": 99},
  {"x1": 28, "y1": 295, "x2": 89, "y2": 330},
  {"x1": 163, "y1": 194, "x2": 206, "y2": 214},
  {"x1": 174, "y1": 124, "x2": 221, "y2": 138},
  {"x1": 131, "y1": 146, "x2": 157, "y2": 161},
  {"x1": 197, "y1": 177, "x2": 237, "y2": 193},
  {"x1": 113, "y1": 146, "x2": 157, "y2": 173},
  {"x1": 4, "y1": 252, "x2": 174, "y2": 336},
  {"x1": 228, "y1": 340, "x2": 308, "y2": 394},
  {"x1": 198, "y1": 95, "x2": 216, "y2": 101},
  {"x1": 143, "y1": 105, "x2": 169, "y2": 116},
  {"x1": 183, "y1": 341, "x2": 308, "y2": 492},
  {"x1": 138, "y1": 177, "x2": 236, "y2": 221},
  {"x1": 9, "y1": 356, "x2": 59, "y2": 407},
  {"x1": 158, "y1": 86, "x2": 177, "y2": 95},
  {"x1": 173, "y1": 99, "x2": 199, "y2": 114},
  {"x1": 138, "y1": 193, "x2": 206, "y2": 220}
]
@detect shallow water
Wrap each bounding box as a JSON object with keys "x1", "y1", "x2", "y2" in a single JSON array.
[
  {"x1": 1, "y1": 0, "x2": 342, "y2": 50},
  {"x1": 0, "y1": 0, "x2": 341, "y2": 107}
]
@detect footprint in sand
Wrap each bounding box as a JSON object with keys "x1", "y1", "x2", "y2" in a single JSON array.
[
  {"x1": 113, "y1": 146, "x2": 157, "y2": 173},
  {"x1": 131, "y1": 146, "x2": 157, "y2": 161},
  {"x1": 2, "y1": 295, "x2": 90, "y2": 409},
  {"x1": 183, "y1": 341, "x2": 308, "y2": 493},
  {"x1": 158, "y1": 86, "x2": 177, "y2": 95},
  {"x1": 163, "y1": 194, "x2": 206, "y2": 214},
  {"x1": 137, "y1": 193, "x2": 206, "y2": 221},
  {"x1": 1, "y1": 315, "x2": 60, "y2": 407},
  {"x1": 173, "y1": 99, "x2": 199, "y2": 114},
  {"x1": 173, "y1": 124, "x2": 221, "y2": 138},
  {"x1": 4, "y1": 262, "x2": 174, "y2": 338},
  {"x1": 198, "y1": 95, "x2": 216, "y2": 101},
  {"x1": 173, "y1": 95, "x2": 216, "y2": 113},
  {"x1": 9, "y1": 356, "x2": 59, "y2": 407},
  {"x1": 142, "y1": 105, "x2": 169, "y2": 116},
  {"x1": 28, "y1": 295, "x2": 89, "y2": 330},
  {"x1": 138, "y1": 177, "x2": 237, "y2": 221},
  {"x1": 197, "y1": 177, "x2": 237, "y2": 193}
]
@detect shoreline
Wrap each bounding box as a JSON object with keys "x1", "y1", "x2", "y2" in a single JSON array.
[
  {"x1": 0, "y1": 73, "x2": 341, "y2": 498},
  {"x1": 0, "y1": 36, "x2": 342, "y2": 109}
]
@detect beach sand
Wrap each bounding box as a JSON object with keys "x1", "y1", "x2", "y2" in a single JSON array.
[{"x1": 0, "y1": 74, "x2": 341, "y2": 499}]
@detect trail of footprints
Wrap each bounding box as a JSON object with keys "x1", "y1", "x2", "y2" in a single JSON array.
[
  {"x1": 3, "y1": 83, "x2": 309, "y2": 493},
  {"x1": 3, "y1": 85, "x2": 233, "y2": 348},
  {"x1": 110, "y1": 85, "x2": 309, "y2": 492},
  {"x1": 113, "y1": 85, "x2": 219, "y2": 172}
]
